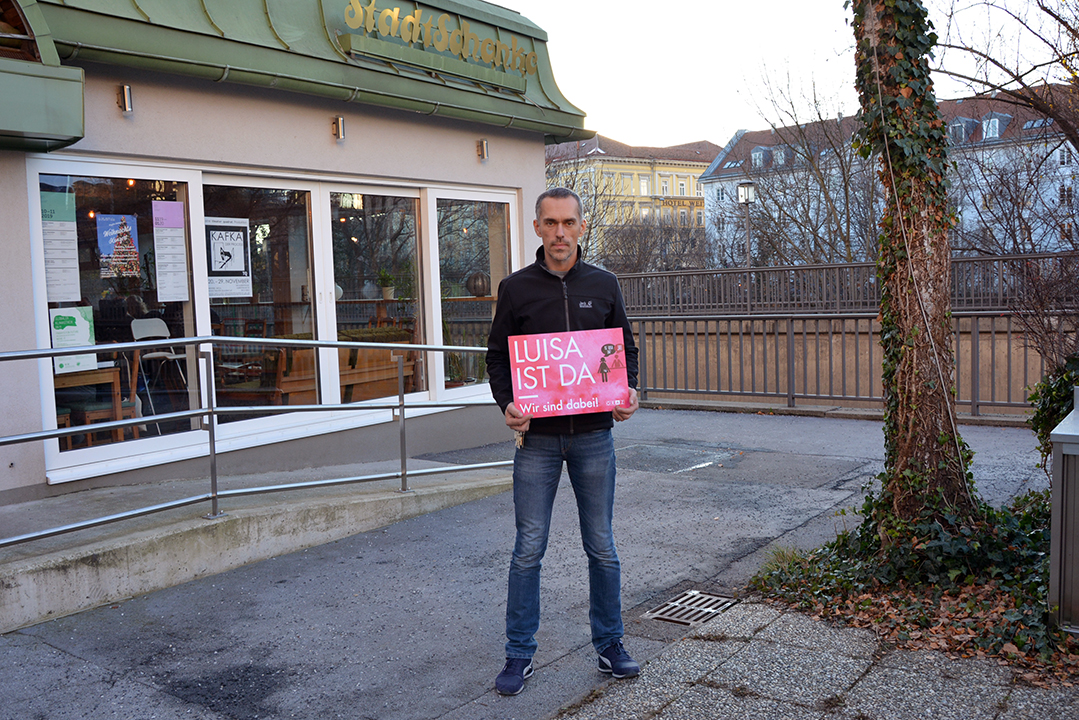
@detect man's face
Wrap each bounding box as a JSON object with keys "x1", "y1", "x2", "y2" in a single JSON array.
[{"x1": 534, "y1": 196, "x2": 586, "y2": 273}]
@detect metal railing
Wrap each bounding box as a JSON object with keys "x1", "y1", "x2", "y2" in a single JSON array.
[
  {"x1": 0, "y1": 336, "x2": 507, "y2": 549},
  {"x1": 634, "y1": 311, "x2": 1048, "y2": 415},
  {"x1": 619, "y1": 252, "x2": 1079, "y2": 316}
]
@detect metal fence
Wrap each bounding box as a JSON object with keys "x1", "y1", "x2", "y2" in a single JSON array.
[
  {"x1": 0, "y1": 336, "x2": 505, "y2": 550},
  {"x1": 633, "y1": 311, "x2": 1046, "y2": 415},
  {"x1": 618, "y1": 252, "x2": 1079, "y2": 316}
]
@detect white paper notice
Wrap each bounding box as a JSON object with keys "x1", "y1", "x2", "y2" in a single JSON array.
[
  {"x1": 50, "y1": 306, "x2": 97, "y2": 374},
  {"x1": 40, "y1": 192, "x2": 81, "y2": 303},
  {"x1": 152, "y1": 200, "x2": 190, "y2": 302}
]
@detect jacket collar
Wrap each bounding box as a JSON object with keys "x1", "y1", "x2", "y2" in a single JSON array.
[{"x1": 534, "y1": 245, "x2": 583, "y2": 275}]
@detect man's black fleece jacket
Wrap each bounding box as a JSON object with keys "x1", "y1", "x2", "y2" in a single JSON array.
[{"x1": 486, "y1": 247, "x2": 639, "y2": 435}]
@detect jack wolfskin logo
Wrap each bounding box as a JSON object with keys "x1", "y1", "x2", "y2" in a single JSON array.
[{"x1": 579, "y1": 301, "x2": 593, "y2": 308}]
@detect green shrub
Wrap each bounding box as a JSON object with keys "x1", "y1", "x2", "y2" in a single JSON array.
[{"x1": 1028, "y1": 355, "x2": 1079, "y2": 475}]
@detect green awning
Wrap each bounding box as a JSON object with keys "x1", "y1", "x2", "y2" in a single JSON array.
[
  {"x1": 0, "y1": 57, "x2": 83, "y2": 151},
  {"x1": 0, "y1": 0, "x2": 84, "y2": 151},
  {"x1": 33, "y1": 0, "x2": 591, "y2": 142}
]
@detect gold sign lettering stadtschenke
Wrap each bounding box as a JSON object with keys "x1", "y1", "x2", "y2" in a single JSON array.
[{"x1": 344, "y1": 0, "x2": 539, "y2": 76}]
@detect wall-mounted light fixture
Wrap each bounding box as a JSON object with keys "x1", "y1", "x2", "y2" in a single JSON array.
[
  {"x1": 117, "y1": 85, "x2": 133, "y2": 114},
  {"x1": 333, "y1": 116, "x2": 345, "y2": 140},
  {"x1": 477, "y1": 139, "x2": 489, "y2": 160}
]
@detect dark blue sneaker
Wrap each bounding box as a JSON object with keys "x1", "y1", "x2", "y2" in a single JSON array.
[
  {"x1": 495, "y1": 657, "x2": 534, "y2": 695},
  {"x1": 598, "y1": 640, "x2": 639, "y2": 678}
]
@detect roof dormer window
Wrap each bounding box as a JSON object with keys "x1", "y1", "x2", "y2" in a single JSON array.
[
  {"x1": 980, "y1": 112, "x2": 1011, "y2": 141},
  {"x1": 949, "y1": 120, "x2": 969, "y2": 144}
]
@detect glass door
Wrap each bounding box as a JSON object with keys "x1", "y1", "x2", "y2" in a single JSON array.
[
  {"x1": 329, "y1": 192, "x2": 425, "y2": 402},
  {"x1": 203, "y1": 184, "x2": 315, "y2": 422}
]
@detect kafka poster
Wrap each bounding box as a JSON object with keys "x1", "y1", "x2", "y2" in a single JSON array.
[
  {"x1": 97, "y1": 214, "x2": 141, "y2": 279},
  {"x1": 509, "y1": 328, "x2": 629, "y2": 419},
  {"x1": 205, "y1": 216, "x2": 252, "y2": 298}
]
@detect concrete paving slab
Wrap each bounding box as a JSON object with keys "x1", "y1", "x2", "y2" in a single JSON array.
[
  {"x1": 843, "y1": 663, "x2": 1011, "y2": 720},
  {"x1": 652, "y1": 684, "x2": 828, "y2": 720},
  {"x1": 687, "y1": 601, "x2": 783, "y2": 640},
  {"x1": 705, "y1": 640, "x2": 872, "y2": 706},
  {"x1": 997, "y1": 685, "x2": 1079, "y2": 720},
  {"x1": 755, "y1": 611, "x2": 879, "y2": 658},
  {"x1": 877, "y1": 648, "x2": 1014, "y2": 686}
]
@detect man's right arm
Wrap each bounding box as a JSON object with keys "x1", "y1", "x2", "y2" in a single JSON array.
[
  {"x1": 485, "y1": 277, "x2": 517, "y2": 414},
  {"x1": 486, "y1": 279, "x2": 534, "y2": 431}
]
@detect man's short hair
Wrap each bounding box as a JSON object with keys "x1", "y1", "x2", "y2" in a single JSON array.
[{"x1": 535, "y1": 187, "x2": 584, "y2": 221}]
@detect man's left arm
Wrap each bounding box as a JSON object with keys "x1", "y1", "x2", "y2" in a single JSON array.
[{"x1": 613, "y1": 387, "x2": 638, "y2": 422}]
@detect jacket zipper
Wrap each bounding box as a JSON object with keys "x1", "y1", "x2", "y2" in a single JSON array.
[
  {"x1": 562, "y1": 278, "x2": 573, "y2": 435},
  {"x1": 561, "y1": 279, "x2": 571, "y2": 330}
]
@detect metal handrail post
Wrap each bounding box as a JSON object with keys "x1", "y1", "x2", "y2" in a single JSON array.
[
  {"x1": 636, "y1": 319, "x2": 648, "y2": 401},
  {"x1": 395, "y1": 354, "x2": 409, "y2": 493},
  {"x1": 971, "y1": 315, "x2": 981, "y2": 417},
  {"x1": 201, "y1": 351, "x2": 225, "y2": 519},
  {"x1": 786, "y1": 317, "x2": 796, "y2": 408}
]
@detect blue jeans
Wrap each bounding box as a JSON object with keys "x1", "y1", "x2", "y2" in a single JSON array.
[{"x1": 505, "y1": 429, "x2": 623, "y2": 658}]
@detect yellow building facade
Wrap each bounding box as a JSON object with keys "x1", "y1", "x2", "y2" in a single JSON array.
[{"x1": 546, "y1": 135, "x2": 721, "y2": 235}]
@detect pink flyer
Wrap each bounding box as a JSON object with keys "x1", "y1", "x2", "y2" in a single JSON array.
[{"x1": 509, "y1": 328, "x2": 630, "y2": 418}]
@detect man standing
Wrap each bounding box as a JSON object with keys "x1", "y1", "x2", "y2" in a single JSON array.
[{"x1": 486, "y1": 187, "x2": 640, "y2": 696}]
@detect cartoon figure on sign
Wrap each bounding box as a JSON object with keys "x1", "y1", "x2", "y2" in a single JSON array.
[
  {"x1": 600, "y1": 341, "x2": 625, "y2": 375},
  {"x1": 219, "y1": 246, "x2": 233, "y2": 269}
]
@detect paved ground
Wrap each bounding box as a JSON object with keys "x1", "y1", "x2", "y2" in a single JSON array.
[{"x1": 1, "y1": 408, "x2": 1070, "y2": 720}]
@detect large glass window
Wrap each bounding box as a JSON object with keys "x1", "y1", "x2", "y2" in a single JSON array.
[
  {"x1": 437, "y1": 199, "x2": 509, "y2": 386},
  {"x1": 330, "y1": 193, "x2": 424, "y2": 402},
  {"x1": 203, "y1": 185, "x2": 314, "y2": 421},
  {"x1": 40, "y1": 175, "x2": 195, "y2": 448}
]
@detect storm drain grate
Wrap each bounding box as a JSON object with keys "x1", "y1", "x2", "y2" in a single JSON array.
[{"x1": 642, "y1": 590, "x2": 739, "y2": 627}]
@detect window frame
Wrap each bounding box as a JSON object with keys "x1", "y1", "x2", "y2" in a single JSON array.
[{"x1": 27, "y1": 153, "x2": 521, "y2": 482}]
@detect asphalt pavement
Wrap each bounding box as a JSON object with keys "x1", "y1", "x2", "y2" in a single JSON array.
[{"x1": 2, "y1": 408, "x2": 1073, "y2": 720}]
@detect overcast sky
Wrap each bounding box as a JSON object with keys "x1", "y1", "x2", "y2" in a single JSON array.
[{"x1": 498, "y1": 0, "x2": 970, "y2": 148}]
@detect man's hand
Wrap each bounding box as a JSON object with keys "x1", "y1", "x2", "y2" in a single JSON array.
[
  {"x1": 613, "y1": 387, "x2": 639, "y2": 422},
  {"x1": 505, "y1": 402, "x2": 531, "y2": 432}
]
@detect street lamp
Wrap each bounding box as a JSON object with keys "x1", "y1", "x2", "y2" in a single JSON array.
[{"x1": 737, "y1": 181, "x2": 756, "y2": 268}]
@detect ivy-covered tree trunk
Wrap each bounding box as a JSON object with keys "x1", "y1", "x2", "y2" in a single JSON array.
[{"x1": 852, "y1": 0, "x2": 977, "y2": 537}]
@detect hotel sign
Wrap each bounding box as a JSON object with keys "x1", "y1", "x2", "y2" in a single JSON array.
[
  {"x1": 333, "y1": 1, "x2": 539, "y2": 88},
  {"x1": 660, "y1": 198, "x2": 704, "y2": 208}
]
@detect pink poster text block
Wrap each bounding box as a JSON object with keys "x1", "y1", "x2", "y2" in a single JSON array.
[{"x1": 509, "y1": 328, "x2": 629, "y2": 418}]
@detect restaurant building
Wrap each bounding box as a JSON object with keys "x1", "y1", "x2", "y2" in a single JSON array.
[{"x1": 0, "y1": 0, "x2": 590, "y2": 501}]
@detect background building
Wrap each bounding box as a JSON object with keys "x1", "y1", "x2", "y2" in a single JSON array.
[
  {"x1": 700, "y1": 89, "x2": 1078, "y2": 267},
  {"x1": 545, "y1": 135, "x2": 720, "y2": 272}
]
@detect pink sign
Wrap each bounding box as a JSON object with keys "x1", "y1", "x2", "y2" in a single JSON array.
[{"x1": 509, "y1": 328, "x2": 630, "y2": 418}]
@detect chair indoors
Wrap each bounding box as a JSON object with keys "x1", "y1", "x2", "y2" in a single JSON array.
[
  {"x1": 68, "y1": 353, "x2": 140, "y2": 446},
  {"x1": 131, "y1": 317, "x2": 187, "y2": 420},
  {"x1": 56, "y1": 407, "x2": 73, "y2": 451}
]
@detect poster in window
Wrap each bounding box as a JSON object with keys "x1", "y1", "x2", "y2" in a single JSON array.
[
  {"x1": 40, "y1": 191, "x2": 80, "y2": 303},
  {"x1": 49, "y1": 306, "x2": 97, "y2": 374},
  {"x1": 97, "y1": 214, "x2": 141, "y2": 279},
  {"x1": 152, "y1": 200, "x2": 189, "y2": 302},
  {"x1": 205, "y1": 217, "x2": 252, "y2": 298}
]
